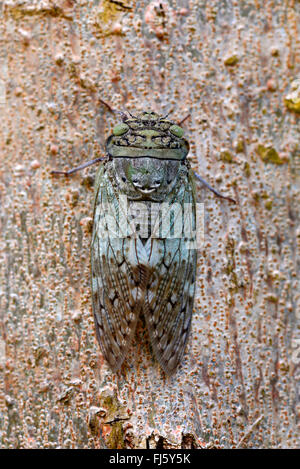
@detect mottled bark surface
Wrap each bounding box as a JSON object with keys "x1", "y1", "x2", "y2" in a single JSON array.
[{"x1": 0, "y1": 0, "x2": 299, "y2": 449}]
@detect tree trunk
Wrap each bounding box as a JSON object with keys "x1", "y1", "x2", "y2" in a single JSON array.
[{"x1": 0, "y1": 0, "x2": 299, "y2": 449}]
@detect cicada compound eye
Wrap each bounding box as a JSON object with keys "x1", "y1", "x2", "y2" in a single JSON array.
[
  {"x1": 113, "y1": 123, "x2": 129, "y2": 136},
  {"x1": 169, "y1": 124, "x2": 184, "y2": 138}
]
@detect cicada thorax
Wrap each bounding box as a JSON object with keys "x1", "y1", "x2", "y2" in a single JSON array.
[
  {"x1": 111, "y1": 157, "x2": 182, "y2": 202},
  {"x1": 91, "y1": 111, "x2": 197, "y2": 374}
]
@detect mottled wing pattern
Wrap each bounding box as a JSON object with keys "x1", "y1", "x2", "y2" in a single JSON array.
[
  {"x1": 92, "y1": 164, "x2": 197, "y2": 374},
  {"x1": 144, "y1": 170, "x2": 197, "y2": 374},
  {"x1": 91, "y1": 165, "x2": 144, "y2": 371}
]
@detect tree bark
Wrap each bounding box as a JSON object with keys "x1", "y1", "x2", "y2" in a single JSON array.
[{"x1": 0, "y1": 0, "x2": 299, "y2": 449}]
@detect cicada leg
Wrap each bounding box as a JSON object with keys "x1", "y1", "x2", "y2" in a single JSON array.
[
  {"x1": 51, "y1": 157, "x2": 106, "y2": 176},
  {"x1": 194, "y1": 171, "x2": 236, "y2": 204}
]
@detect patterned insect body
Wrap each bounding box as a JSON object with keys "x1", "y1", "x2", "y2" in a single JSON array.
[{"x1": 91, "y1": 111, "x2": 197, "y2": 374}]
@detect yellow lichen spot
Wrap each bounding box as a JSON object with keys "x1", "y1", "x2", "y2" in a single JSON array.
[
  {"x1": 284, "y1": 79, "x2": 300, "y2": 113},
  {"x1": 264, "y1": 200, "x2": 273, "y2": 210},
  {"x1": 243, "y1": 162, "x2": 251, "y2": 177},
  {"x1": 256, "y1": 145, "x2": 284, "y2": 165},
  {"x1": 98, "y1": 0, "x2": 131, "y2": 24},
  {"x1": 93, "y1": 0, "x2": 132, "y2": 35},
  {"x1": 234, "y1": 139, "x2": 245, "y2": 153},
  {"x1": 220, "y1": 150, "x2": 233, "y2": 163},
  {"x1": 224, "y1": 55, "x2": 239, "y2": 66}
]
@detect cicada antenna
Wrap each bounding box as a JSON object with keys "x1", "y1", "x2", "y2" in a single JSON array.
[
  {"x1": 160, "y1": 111, "x2": 171, "y2": 120},
  {"x1": 98, "y1": 99, "x2": 129, "y2": 121},
  {"x1": 178, "y1": 113, "x2": 191, "y2": 126},
  {"x1": 115, "y1": 110, "x2": 129, "y2": 121},
  {"x1": 127, "y1": 110, "x2": 138, "y2": 119},
  {"x1": 98, "y1": 98, "x2": 115, "y2": 114},
  {"x1": 159, "y1": 109, "x2": 190, "y2": 125}
]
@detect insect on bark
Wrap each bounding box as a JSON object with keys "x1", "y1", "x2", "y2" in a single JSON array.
[{"x1": 52, "y1": 110, "x2": 235, "y2": 374}]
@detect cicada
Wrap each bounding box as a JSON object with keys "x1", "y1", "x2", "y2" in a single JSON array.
[{"x1": 52, "y1": 110, "x2": 235, "y2": 374}]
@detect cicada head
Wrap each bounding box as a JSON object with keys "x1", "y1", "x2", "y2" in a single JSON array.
[{"x1": 106, "y1": 110, "x2": 189, "y2": 161}]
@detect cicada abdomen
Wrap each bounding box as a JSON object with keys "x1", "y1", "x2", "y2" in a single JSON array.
[{"x1": 91, "y1": 111, "x2": 197, "y2": 374}]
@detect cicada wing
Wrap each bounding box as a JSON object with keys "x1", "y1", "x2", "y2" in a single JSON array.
[
  {"x1": 145, "y1": 238, "x2": 197, "y2": 374},
  {"x1": 91, "y1": 166, "x2": 141, "y2": 371},
  {"x1": 145, "y1": 172, "x2": 197, "y2": 374}
]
